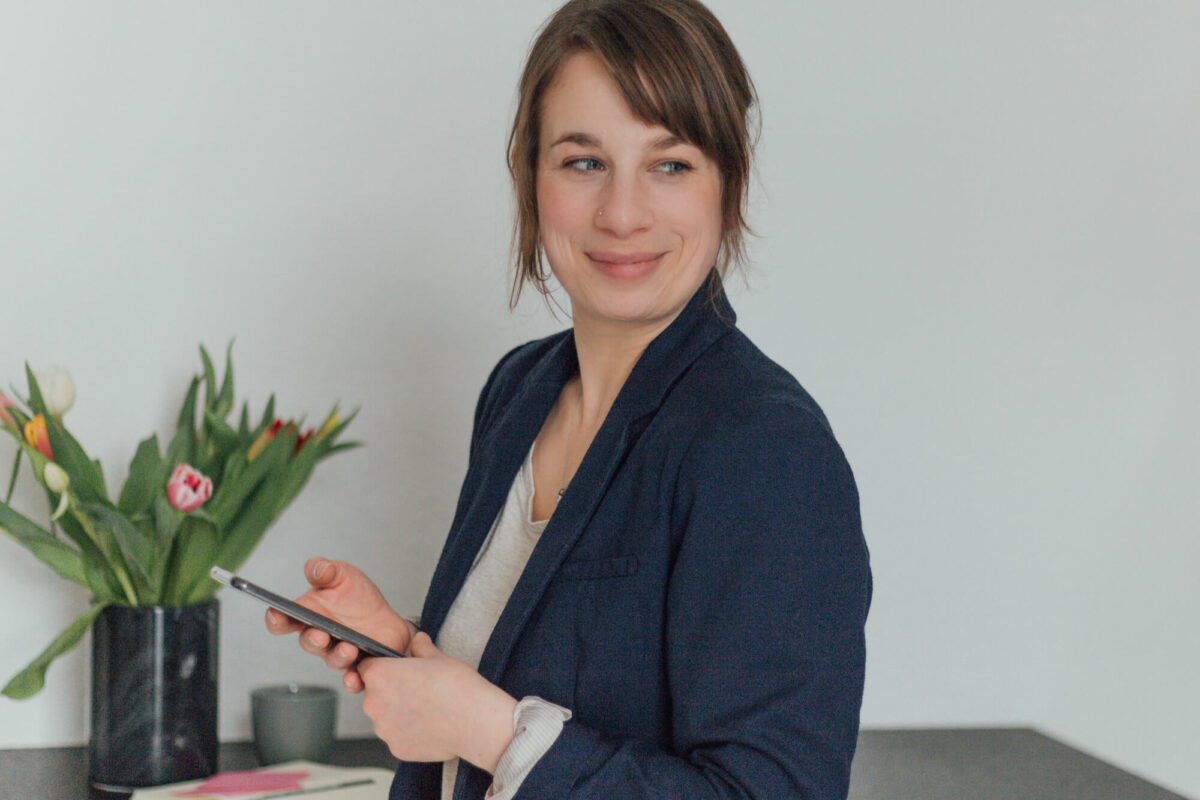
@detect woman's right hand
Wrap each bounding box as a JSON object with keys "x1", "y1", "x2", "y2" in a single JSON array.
[{"x1": 264, "y1": 557, "x2": 416, "y2": 692}]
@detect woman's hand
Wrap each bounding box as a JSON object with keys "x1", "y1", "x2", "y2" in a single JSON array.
[
  {"x1": 264, "y1": 557, "x2": 415, "y2": 691},
  {"x1": 358, "y1": 632, "x2": 518, "y2": 772}
]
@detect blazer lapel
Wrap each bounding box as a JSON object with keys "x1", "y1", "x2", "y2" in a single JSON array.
[
  {"x1": 475, "y1": 275, "x2": 738, "y2": 685},
  {"x1": 420, "y1": 334, "x2": 576, "y2": 639}
]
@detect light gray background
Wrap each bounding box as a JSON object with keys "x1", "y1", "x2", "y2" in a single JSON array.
[{"x1": 1, "y1": 1, "x2": 1196, "y2": 796}]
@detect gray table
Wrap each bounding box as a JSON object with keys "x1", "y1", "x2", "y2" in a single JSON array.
[
  {"x1": 849, "y1": 728, "x2": 1189, "y2": 800},
  {"x1": 0, "y1": 728, "x2": 1189, "y2": 800}
]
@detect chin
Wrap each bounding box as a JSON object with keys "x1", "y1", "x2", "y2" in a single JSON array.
[{"x1": 577, "y1": 288, "x2": 679, "y2": 328}]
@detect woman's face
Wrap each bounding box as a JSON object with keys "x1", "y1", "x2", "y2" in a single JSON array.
[{"x1": 536, "y1": 51, "x2": 723, "y2": 335}]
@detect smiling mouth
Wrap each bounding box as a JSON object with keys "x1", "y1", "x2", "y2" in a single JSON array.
[{"x1": 587, "y1": 251, "x2": 667, "y2": 278}]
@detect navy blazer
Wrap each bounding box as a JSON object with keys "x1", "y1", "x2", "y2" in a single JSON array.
[{"x1": 390, "y1": 278, "x2": 872, "y2": 799}]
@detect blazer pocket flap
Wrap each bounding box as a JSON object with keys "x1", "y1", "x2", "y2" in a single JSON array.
[{"x1": 557, "y1": 554, "x2": 640, "y2": 581}]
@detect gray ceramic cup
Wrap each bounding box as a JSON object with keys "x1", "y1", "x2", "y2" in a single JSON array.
[{"x1": 251, "y1": 684, "x2": 337, "y2": 765}]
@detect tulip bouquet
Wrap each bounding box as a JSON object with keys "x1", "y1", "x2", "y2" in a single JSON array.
[{"x1": 0, "y1": 346, "x2": 356, "y2": 698}]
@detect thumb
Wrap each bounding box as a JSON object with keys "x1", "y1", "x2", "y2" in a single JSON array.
[
  {"x1": 305, "y1": 556, "x2": 338, "y2": 588},
  {"x1": 409, "y1": 631, "x2": 440, "y2": 658}
]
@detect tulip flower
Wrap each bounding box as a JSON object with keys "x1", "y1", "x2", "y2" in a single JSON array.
[
  {"x1": 247, "y1": 419, "x2": 302, "y2": 461},
  {"x1": 34, "y1": 366, "x2": 75, "y2": 418},
  {"x1": 166, "y1": 464, "x2": 213, "y2": 513},
  {"x1": 24, "y1": 414, "x2": 53, "y2": 460},
  {"x1": 0, "y1": 393, "x2": 16, "y2": 429},
  {"x1": 43, "y1": 463, "x2": 70, "y2": 520},
  {"x1": 315, "y1": 412, "x2": 340, "y2": 442}
]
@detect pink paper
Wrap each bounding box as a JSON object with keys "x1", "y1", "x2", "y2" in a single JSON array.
[{"x1": 176, "y1": 770, "x2": 309, "y2": 797}]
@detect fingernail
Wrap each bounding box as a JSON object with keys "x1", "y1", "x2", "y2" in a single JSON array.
[{"x1": 312, "y1": 559, "x2": 329, "y2": 579}]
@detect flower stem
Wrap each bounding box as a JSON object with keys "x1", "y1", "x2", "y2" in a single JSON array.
[
  {"x1": 5, "y1": 449, "x2": 20, "y2": 504},
  {"x1": 113, "y1": 567, "x2": 139, "y2": 606},
  {"x1": 73, "y1": 509, "x2": 140, "y2": 606}
]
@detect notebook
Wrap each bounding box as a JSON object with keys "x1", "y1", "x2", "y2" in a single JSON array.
[{"x1": 129, "y1": 761, "x2": 393, "y2": 800}]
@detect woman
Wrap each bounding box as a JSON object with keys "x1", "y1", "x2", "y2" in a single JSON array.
[{"x1": 267, "y1": 1, "x2": 872, "y2": 798}]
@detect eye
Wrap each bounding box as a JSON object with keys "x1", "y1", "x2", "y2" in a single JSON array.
[
  {"x1": 563, "y1": 156, "x2": 604, "y2": 172},
  {"x1": 654, "y1": 160, "x2": 692, "y2": 175}
]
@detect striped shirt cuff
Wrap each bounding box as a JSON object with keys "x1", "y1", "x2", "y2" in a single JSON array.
[{"x1": 486, "y1": 696, "x2": 572, "y2": 799}]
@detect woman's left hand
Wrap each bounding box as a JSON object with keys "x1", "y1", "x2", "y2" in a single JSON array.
[{"x1": 357, "y1": 632, "x2": 518, "y2": 773}]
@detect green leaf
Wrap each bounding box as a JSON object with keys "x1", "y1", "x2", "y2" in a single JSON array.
[
  {"x1": 69, "y1": 509, "x2": 139, "y2": 605},
  {"x1": 117, "y1": 434, "x2": 165, "y2": 517},
  {"x1": 167, "y1": 376, "x2": 201, "y2": 466},
  {"x1": 199, "y1": 345, "x2": 218, "y2": 412},
  {"x1": 2, "y1": 601, "x2": 111, "y2": 699},
  {"x1": 50, "y1": 511, "x2": 123, "y2": 600},
  {"x1": 0, "y1": 502, "x2": 89, "y2": 587},
  {"x1": 200, "y1": 409, "x2": 241, "y2": 480},
  {"x1": 81, "y1": 504, "x2": 154, "y2": 602},
  {"x1": 321, "y1": 441, "x2": 362, "y2": 458},
  {"x1": 213, "y1": 341, "x2": 236, "y2": 420},
  {"x1": 161, "y1": 515, "x2": 218, "y2": 605},
  {"x1": 152, "y1": 494, "x2": 182, "y2": 552},
  {"x1": 23, "y1": 365, "x2": 48, "y2": 417},
  {"x1": 259, "y1": 394, "x2": 276, "y2": 430},
  {"x1": 211, "y1": 478, "x2": 286, "y2": 574},
  {"x1": 149, "y1": 495, "x2": 182, "y2": 599},
  {"x1": 41, "y1": 415, "x2": 108, "y2": 505},
  {"x1": 83, "y1": 559, "x2": 119, "y2": 602},
  {"x1": 207, "y1": 429, "x2": 291, "y2": 531},
  {"x1": 203, "y1": 409, "x2": 239, "y2": 446}
]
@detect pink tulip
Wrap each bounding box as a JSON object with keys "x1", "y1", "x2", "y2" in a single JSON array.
[
  {"x1": 166, "y1": 464, "x2": 213, "y2": 513},
  {"x1": 0, "y1": 393, "x2": 16, "y2": 429}
]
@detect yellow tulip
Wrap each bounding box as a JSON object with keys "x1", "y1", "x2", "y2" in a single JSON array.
[{"x1": 24, "y1": 414, "x2": 53, "y2": 460}]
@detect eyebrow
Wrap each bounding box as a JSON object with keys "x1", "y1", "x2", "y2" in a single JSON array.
[{"x1": 546, "y1": 132, "x2": 689, "y2": 151}]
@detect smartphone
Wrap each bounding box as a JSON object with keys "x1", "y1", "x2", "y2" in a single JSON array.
[{"x1": 210, "y1": 566, "x2": 405, "y2": 658}]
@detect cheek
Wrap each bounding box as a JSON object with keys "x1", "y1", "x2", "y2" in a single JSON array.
[
  {"x1": 537, "y1": 178, "x2": 588, "y2": 233},
  {"x1": 536, "y1": 177, "x2": 591, "y2": 262},
  {"x1": 666, "y1": 182, "x2": 724, "y2": 263}
]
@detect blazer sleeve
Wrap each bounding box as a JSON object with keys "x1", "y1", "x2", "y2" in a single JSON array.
[{"x1": 512, "y1": 400, "x2": 872, "y2": 799}]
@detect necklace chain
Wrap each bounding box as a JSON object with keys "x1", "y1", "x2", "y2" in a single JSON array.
[{"x1": 557, "y1": 420, "x2": 571, "y2": 502}]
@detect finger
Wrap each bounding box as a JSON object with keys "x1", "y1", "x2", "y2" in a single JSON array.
[
  {"x1": 265, "y1": 608, "x2": 303, "y2": 635},
  {"x1": 342, "y1": 669, "x2": 364, "y2": 694},
  {"x1": 356, "y1": 656, "x2": 379, "y2": 685},
  {"x1": 324, "y1": 641, "x2": 360, "y2": 671},
  {"x1": 408, "y1": 631, "x2": 439, "y2": 658},
  {"x1": 305, "y1": 556, "x2": 337, "y2": 588},
  {"x1": 300, "y1": 627, "x2": 333, "y2": 654}
]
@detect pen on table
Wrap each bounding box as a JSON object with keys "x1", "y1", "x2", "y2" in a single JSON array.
[{"x1": 252, "y1": 777, "x2": 376, "y2": 799}]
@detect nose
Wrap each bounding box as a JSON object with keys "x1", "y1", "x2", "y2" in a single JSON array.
[{"x1": 595, "y1": 171, "x2": 652, "y2": 237}]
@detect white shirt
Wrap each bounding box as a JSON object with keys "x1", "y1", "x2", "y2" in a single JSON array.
[{"x1": 435, "y1": 444, "x2": 571, "y2": 799}]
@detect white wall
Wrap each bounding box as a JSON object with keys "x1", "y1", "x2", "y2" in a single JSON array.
[{"x1": 2, "y1": 1, "x2": 1196, "y2": 795}]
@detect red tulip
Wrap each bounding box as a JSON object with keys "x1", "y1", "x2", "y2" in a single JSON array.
[{"x1": 166, "y1": 464, "x2": 213, "y2": 513}]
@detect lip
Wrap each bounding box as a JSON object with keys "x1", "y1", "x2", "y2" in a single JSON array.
[{"x1": 586, "y1": 251, "x2": 667, "y2": 279}]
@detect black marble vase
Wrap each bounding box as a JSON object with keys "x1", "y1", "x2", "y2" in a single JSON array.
[{"x1": 89, "y1": 600, "x2": 219, "y2": 793}]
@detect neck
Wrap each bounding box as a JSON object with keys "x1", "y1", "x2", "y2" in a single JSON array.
[{"x1": 568, "y1": 310, "x2": 677, "y2": 426}]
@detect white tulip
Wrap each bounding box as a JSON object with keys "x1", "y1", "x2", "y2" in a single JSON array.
[
  {"x1": 43, "y1": 462, "x2": 71, "y2": 520},
  {"x1": 43, "y1": 462, "x2": 70, "y2": 494},
  {"x1": 35, "y1": 365, "x2": 76, "y2": 417}
]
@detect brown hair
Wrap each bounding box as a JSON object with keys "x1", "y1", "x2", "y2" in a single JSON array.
[{"x1": 507, "y1": 0, "x2": 759, "y2": 305}]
